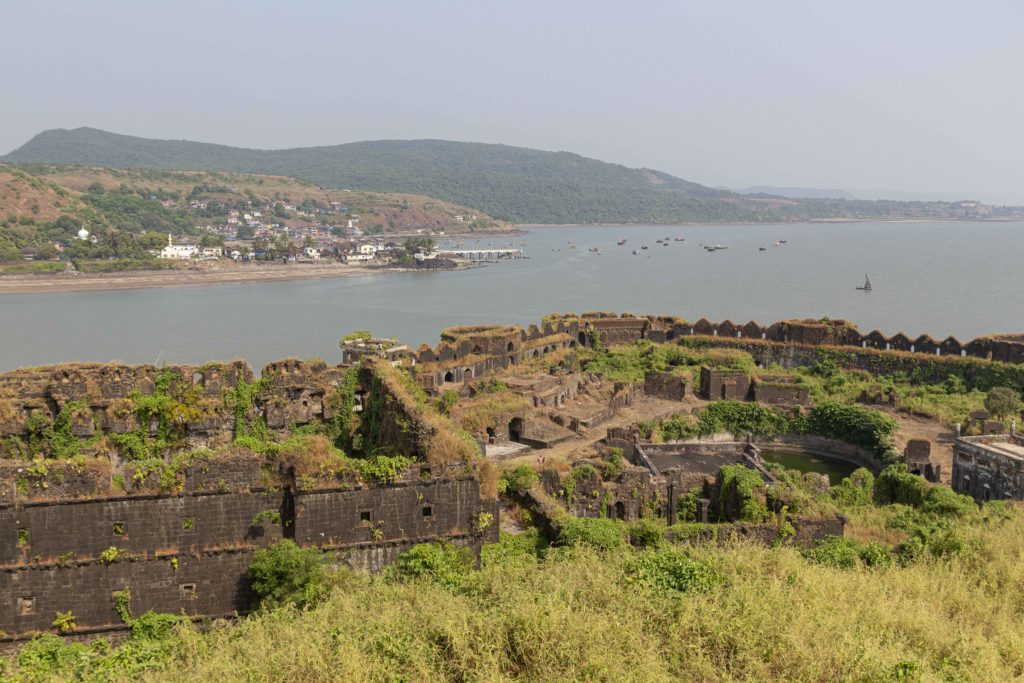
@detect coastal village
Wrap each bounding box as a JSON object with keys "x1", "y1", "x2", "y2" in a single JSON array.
[{"x1": 0, "y1": 166, "x2": 516, "y2": 276}]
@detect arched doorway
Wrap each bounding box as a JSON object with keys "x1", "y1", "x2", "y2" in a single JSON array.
[
  {"x1": 486, "y1": 426, "x2": 496, "y2": 444},
  {"x1": 443, "y1": 370, "x2": 454, "y2": 383},
  {"x1": 508, "y1": 418, "x2": 524, "y2": 443},
  {"x1": 614, "y1": 502, "x2": 626, "y2": 520},
  {"x1": 578, "y1": 331, "x2": 587, "y2": 346}
]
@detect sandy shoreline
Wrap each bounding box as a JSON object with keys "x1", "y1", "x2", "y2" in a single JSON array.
[{"x1": 0, "y1": 262, "x2": 460, "y2": 295}]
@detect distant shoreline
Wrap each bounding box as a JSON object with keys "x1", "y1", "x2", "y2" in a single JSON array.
[
  {"x1": 0, "y1": 261, "x2": 486, "y2": 296},
  {"x1": 516, "y1": 218, "x2": 1024, "y2": 228}
]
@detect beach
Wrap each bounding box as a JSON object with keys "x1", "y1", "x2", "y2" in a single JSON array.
[{"x1": 0, "y1": 261, "x2": 395, "y2": 295}]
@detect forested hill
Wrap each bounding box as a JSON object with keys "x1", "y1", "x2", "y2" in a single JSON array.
[{"x1": 5, "y1": 127, "x2": 1016, "y2": 224}]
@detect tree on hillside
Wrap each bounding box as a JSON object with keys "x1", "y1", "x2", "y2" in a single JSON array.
[{"x1": 985, "y1": 387, "x2": 1021, "y2": 420}]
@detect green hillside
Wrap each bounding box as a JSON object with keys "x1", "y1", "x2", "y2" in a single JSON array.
[{"x1": 7, "y1": 127, "x2": 1011, "y2": 224}]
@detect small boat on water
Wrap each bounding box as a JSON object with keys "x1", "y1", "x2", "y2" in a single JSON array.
[
  {"x1": 617, "y1": 239, "x2": 627, "y2": 245},
  {"x1": 779, "y1": 240, "x2": 787, "y2": 244},
  {"x1": 641, "y1": 245, "x2": 649, "y2": 250},
  {"x1": 588, "y1": 247, "x2": 599, "y2": 253},
  {"x1": 674, "y1": 237, "x2": 685, "y2": 242},
  {"x1": 656, "y1": 239, "x2": 663, "y2": 244},
  {"x1": 759, "y1": 247, "x2": 767, "y2": 251},
  {"x1": 632, "y1": 249, "x2": 639, "y2": 255},
  {"x1": 662, "y1": 242, "x2": 669, "y2": 246},
  {"x1": 856, "y1": 274, "x2": 873, "y2": 291}
]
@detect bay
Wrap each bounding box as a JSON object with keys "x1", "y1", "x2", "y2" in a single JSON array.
[{"x1": 1, "y1": 221, "x2": 1021, "y2": 373}]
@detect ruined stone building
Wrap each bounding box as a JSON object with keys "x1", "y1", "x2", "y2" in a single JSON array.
[{"x1": 953, "y1": 431, "x2": 1024, "y2": 501}]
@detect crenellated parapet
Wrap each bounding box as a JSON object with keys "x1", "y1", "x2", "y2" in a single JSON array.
[{"x1": 401, "y1": 313, "x2": 1024, "y2": 396}]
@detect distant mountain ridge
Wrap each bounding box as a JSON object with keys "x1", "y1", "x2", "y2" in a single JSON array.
[
  {"x1": 735, "y1": 186, "x2": 857, "y2": 200},
  {"x1": 5, "y1": 127, "x2": 1019, "y2": 224}
]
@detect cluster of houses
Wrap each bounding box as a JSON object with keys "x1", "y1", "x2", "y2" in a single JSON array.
[{"x1": 155, "y1": 233, "x2": 439, "y2": 265}]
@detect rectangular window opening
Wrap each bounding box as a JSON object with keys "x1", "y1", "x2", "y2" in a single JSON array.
[
  {"x1": 359, "y1": 510, "x2": 371, "y2": 523},
  {"x1": 17, "y1": 597, "x2": 35, "y2": 616},
  {"x1": 113, "y1": 522, "x2": 126, "y2": 536},
  {"x1": 422, "y1": 506, "x2": 433, "y2": 517},
  {"x1": 179, "y1": 583, "x2": 197, "y2": 600}
]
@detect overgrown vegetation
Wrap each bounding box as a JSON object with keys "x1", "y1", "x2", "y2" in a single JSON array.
[
  {"x1": 640, "y1": 400, "x2": 899, "y2": 464},
  {"x1": 7, "y1": 491, "x2": 1022, "y2": 681}
]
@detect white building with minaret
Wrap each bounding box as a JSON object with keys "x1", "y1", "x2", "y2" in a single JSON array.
[{"x1": 159, "y1": 234, "x2": 198, "y2": 260}]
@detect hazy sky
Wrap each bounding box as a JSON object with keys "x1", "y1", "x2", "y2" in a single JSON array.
[{"x1": 2, "y1": 1, "x2": 1022, "y2": 202}]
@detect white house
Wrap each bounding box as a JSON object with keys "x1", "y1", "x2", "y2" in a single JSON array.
[
  {"x1": 201, "y1": 246, "x2": 223, "y2": 258},
  {"x1": 304, "y1": 247, "x2": 321, "y2": 260},
  {"x1": 358, "y1": 244, "x2": 377, "y2": 257},
  {"x1": 159, "y1": 234, "x2": 198, "y2": 260},
  {"x1": 346, "y1": 251, "x2": 375, "y2": 263}
]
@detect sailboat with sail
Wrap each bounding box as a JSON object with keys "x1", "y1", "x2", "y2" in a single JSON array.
[{"x1": 856, "y1": 274, "x2": 873, "y2": 291}]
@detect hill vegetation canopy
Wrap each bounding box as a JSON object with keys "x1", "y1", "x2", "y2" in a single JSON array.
[{"x1": 6, "y1": 127, "x2": 1017, "y2": 225}]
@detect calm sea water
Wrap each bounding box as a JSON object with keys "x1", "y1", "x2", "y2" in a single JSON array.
[{"x1": 1, "y1": 221, "x2": 1022, "y2": 373}]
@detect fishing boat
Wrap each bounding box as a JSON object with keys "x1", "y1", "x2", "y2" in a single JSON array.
[
  {"x1": 617, "y1": 239, "x2": 627, "y2": 245},
  {"x1": 641, "y1": 245, "x2": 649, "y2": 250},
  {"x1": 674, "y1": 237, "x2": 685, "y2": 242},
  {"x1": 856, "y1": 274, "x2": 873, "y2": 291},
  {"x1": 758, "y1": 247, "x2": 767, "y2": 251},
  {"x1": 588, "y1": 247, "x2": 599, "y2": 253},
  {"x1": 632, "y1": 249, "x2": 639, "y2": 255}
]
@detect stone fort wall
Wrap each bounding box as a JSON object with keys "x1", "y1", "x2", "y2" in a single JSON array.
[
  {"x1": 0, "y1": 461, "x2": 495, "y2": 640},
  {"x1": 0, "y1": 358, "x2": 497, "y2": 642}
]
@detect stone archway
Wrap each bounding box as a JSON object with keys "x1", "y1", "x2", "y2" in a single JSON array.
[
  {"x1": 508, "y1": 417, "x2": 524, "y2": 443},
  {"x1": 614, "y1": 502, "x2": 626, "y2": 520},
  {"x1": 443, "y1": 370, "x2": 454, "y2": 383}
]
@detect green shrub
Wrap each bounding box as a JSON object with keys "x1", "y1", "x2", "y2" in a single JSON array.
[
  {"x1": 984, "y1": 387, "x2": 1020, "y2": 419},
  {"x1": 481, "y1": 529, "x2": 547, "y2": 568},
  {"x1": 802, "y1": 536, "x2": 892, "y2": 569},
  {"x1": 675, "y1": 488, "x2": 701, "y2": 522},
  {"x1": 498, "y1": 464, "x2": 540, "y2": 495},
  {"x1": 51, "y1": 610, "x2": 76, "y2": 634},
  {"x1": 875, "y1": 464, "x2": 927, "y2": 507},
  {"x1": 390, "y1": 542, "x2": 475, "y2": 589},
  {"x1": 894, "y1": 520, "x2": 970, "y2": 564},
  {"x1": 601, "y1": 447, "x2": 624, "y2": 479},
  {"x1": 807, "y1": 402, "x2": 899, "y2": 463},
  {"x1": 831, "y1": 468, "x2": 875, "y2": 507},
  {"x1": 624, "y1": 547, "x2": 723, "y2": 594},
  {"x1": 557, "y1": 517, "x2": 626, "y2": 551},
  {"x1": 247, "y1": 540, "x2": 326, "y2": 609},
  {"x1": 352, "y1": 455, "x2": 412, "y2": 484},
  {"x1": 716, "y1": 465, "x2": 770, "y2": 522},
  {"x1": 921, "y1": 486, "x2": 977, "y2": 517},
  {"x1": 437, "y1": 390, "x2": 460, "y2": 415},
  {"x1": 629, "y1": 518, "x2": 665, "y2": 548}
]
